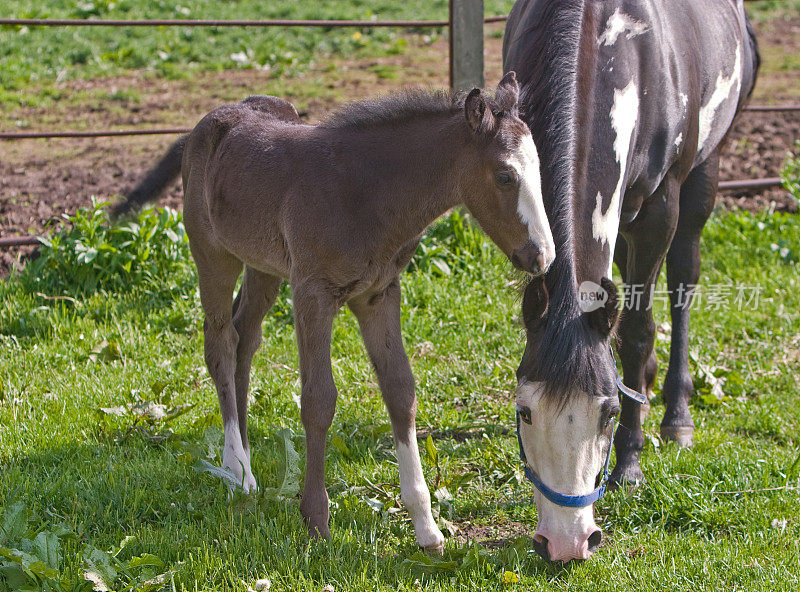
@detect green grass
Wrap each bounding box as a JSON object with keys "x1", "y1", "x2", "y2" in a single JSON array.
[
  {"x1": 744, "y1": 0, "x2": 800, "y2": 23},
  {"x1": 0, "y1": 0, "x2": 514, "y2": 101},
  {"x1": 1, "y1": 201, "x2": 799, "y2": 591}
]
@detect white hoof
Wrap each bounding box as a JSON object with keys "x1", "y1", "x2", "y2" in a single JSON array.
[
  {"x1": 416, "y1": 526, "x2": 445, "y2": 553},
  {"x1": 223, "y1": 450, "x2": 258, "y2": 493}
]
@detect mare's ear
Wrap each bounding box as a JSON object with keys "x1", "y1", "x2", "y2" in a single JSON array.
[
  {"x1": 465, "y1": 88, "x2": 495, "y2": 133},
  {"x1": 586, "y1": 277, "x2": 619, "y2": 336},
  {"x1": 522, "y1": 275, "x2": 549, "y2": 329},
  {"x1": 495, "y1": 71, "x2": 520, "y2": 114}
]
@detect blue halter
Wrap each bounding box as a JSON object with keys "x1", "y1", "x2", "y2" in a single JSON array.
[{"x1": 516, "y1": 348, "x2": 648, "y2": 508}]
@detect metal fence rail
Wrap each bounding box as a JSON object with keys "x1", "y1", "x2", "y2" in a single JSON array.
[
  {"x1": 4, "y1": 104, "x2": 798, "y2": 140},
  {"x1": 0, "y1": 16, "x2": 507, "y2": 28}
]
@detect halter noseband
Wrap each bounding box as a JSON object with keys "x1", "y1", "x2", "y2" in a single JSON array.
[{"x1": 515, "y1": 347, "x2": 648, "y2": 508}]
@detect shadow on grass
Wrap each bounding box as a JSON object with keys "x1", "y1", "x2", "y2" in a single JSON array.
[{"x1": 0, "y1": 419, "x2": 564, "y2": 590}]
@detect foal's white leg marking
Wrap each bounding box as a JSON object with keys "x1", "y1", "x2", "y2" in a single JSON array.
[
  {"x1": 698, "y1": 46, "x2": 742, "y2": 153},
  {"x1": 598, "y1": 8, "x2": 649, "y2": 46},
  {"x1": 507, "y1": 133, "x2": 556, "y2": 270},
  {"x1": 592, "y1": 81, "x2": 640, "y2": 276},
  {"x1": 223, "y1": 420, "x2": 257, "y2": 492},
  {"x1": 396, "y1": 430, "x2": 444, "y2": 550}
]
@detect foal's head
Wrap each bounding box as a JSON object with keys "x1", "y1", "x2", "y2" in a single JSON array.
[
  {"x1": 459, "y1": 72, "x2": 555, "y2": 276},
  {"x1": 515, "y1": 276, "x2": 622, "y2": 563}
]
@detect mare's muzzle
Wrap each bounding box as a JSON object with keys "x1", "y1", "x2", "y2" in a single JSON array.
[{"x1": 511, "y1": 240, "x2": 550, "y2": 276}]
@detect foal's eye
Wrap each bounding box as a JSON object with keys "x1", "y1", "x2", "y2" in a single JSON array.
[{"x1": 495, "y1": 170, "x2": 517, "y2": 187}]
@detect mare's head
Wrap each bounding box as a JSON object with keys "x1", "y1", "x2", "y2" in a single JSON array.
[
  {"x1": 516, "y1": 276, "x2": 622, "y2": 563},
  {"x1": 459, "y1": 72, "x2": 555, "y2": 276}
]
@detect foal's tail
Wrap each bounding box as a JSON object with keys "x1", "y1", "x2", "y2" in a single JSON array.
[{"x1": 111, "y1": 135, "x2": 186, "y2": 219}]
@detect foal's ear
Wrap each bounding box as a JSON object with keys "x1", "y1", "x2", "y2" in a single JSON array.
[
  {"x1": 495, "y1": 71, "x2": 520, "y2": 114},
  {"x1": 522, "y1": 275, "x2": 549, "y2": 329},
  {"x1": 465, "y1": 88, "x2": 495, "y2": 133},
  {"x1": 586, "y1": 277, "x2": 620, "y2": 336}
]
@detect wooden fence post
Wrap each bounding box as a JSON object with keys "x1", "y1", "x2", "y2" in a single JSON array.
[{"x1": 449, "y1": 0, "x2": 485, "y2": 91}]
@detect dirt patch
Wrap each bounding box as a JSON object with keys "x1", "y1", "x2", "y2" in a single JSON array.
[
  {"x1": 455, "y1": 519, "x2": 533, "y2": 549},
  {"x1": 718, "y1": 110, "x2": 800, "y2": 212},
  {"x1": 2, "y1": 19, "x2": 799, "y2": 276}
]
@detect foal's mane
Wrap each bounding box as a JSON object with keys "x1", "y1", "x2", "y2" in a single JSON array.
[
  {"x1": 514, "y1": 0, "x2": 611, "y2": 401},
  {"x1": 320, "y1": 88, "x2": 469, "y2": 130}
]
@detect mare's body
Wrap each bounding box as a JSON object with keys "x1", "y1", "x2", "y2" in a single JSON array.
[{"x1": 504, "y1": 0, "x2": 758, "y2": 562}]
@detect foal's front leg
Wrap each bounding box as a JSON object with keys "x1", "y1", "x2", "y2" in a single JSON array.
[
  {"x1": 349, "y1": 281, "x2": 445, "y2": 552},
  {"x1": 292, "y1": 280, "x2": 339, "y2": 538}
]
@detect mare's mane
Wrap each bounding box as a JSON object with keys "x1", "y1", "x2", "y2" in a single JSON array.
[{"x1": 513, "y1": 0, "x2": 614, "y2": 401}]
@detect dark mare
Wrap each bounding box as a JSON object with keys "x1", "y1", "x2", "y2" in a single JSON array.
[
  {"x1": 503, "y1": 0, "x2": 759, "y2": 562},
  {"x1": 112, "y1": 75, "x2": 555, "y2": 551}
]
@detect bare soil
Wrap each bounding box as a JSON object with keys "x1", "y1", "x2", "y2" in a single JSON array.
[{"x1": 2, "y1": 19, "x2": 799, "y2": 276}]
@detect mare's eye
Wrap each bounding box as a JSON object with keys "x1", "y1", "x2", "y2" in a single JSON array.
[
  {"x1": 605, "y1": 407, "x2": 620, "y2": 427},
  {"x1": 517, "y1": 405, "x2": 532, "y2": 425},
  {"x1": 495, "y1": 169, "x2": 516, "y2": 187}
]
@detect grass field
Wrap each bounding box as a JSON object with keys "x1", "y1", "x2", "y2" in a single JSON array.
[
  {"x1": 0, "y1": 0, "x2": 516, "y2": 106},
  {"x1": 1, "y1": 198, "x2": 799, "y2": 591}
]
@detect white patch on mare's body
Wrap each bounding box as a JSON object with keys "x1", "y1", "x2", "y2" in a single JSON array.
[
  {"x1": 506, "y1": 133, "x2": 556, "y2": 271},
  {"x1": 598, "y1": 8, "x2": 649, "y2": 46},
  {"x1": 592, "y1": 81, "x2": 640, "y2": 276},
  {"x1": 395, "y1": 431, "x2": 445, "y2": 551},
  {"x1": 223, "y1": 420, "x2": 257, "y2": 492},
  {"x1": 697, "y1": 46, "x2": 742, "y2": 154}
]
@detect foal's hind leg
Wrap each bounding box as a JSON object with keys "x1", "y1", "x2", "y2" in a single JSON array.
[
  {"x1": 292, "y1": 279, "x2": 339, "y2": 538},
  {"x1": 232, "y1": 267, "x2": 282, "y2": 458},
  {"x1": 349, "y1": 280, "x2": 445, "y2": 553},
  {"x1": 661, "y1": 154, "x2": 719, "y2": 447},
  {"x1": 192, "y1": 243, "x2": 256, "y2": 491}
]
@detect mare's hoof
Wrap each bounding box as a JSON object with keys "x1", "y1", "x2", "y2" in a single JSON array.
[
  {"x1": 660, "y1": 425, "x2": 694, "y2": 448},
  {"x1": 608, "y1": 464, "x2": 645, "y2": 491}
]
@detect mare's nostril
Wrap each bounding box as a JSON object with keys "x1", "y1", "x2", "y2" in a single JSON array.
[
  {"x1": 532, "y1": 535, "x2": 551, "y2": 562},
  {"x1": 587, "y1": 530, "x2": 602, "y2": 552}
]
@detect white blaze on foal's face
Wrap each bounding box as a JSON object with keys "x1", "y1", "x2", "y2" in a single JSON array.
[
  {"x1": 505, "y1": 131, "x2": 556, "y2": 271},
  {"x1": 516, "y1": 381, "x2": 619, "y2": 562}
]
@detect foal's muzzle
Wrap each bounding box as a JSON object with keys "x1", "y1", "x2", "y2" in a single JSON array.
[{"x1": 511, "y1": 241, "x2": 550, "y2": 276}]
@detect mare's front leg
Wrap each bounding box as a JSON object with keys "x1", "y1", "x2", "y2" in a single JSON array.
[
  {"x1": 293, "y1": 279, "x2": 339, "y2": 539},
  {"x1": 614, "y1": 235, "x2": 659, "y2": 424},
  {"x1": 661, "y1": 154, "x2": 718, "y2": 447},
  {"x1": 349, "y1": 280, "x2": 445, "y2": 553},
  {"x1": 610, "y1": 179, "x2": 680, "y2": 488}
]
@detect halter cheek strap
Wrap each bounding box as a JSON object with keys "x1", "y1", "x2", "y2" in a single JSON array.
[{"x1": 516, "y1": 347, "x2": 646, "y2": 508}]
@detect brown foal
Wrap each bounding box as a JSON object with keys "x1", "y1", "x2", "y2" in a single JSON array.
[{"x1": 117, "y1": 72, "x2": 554, "y2": 551}]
